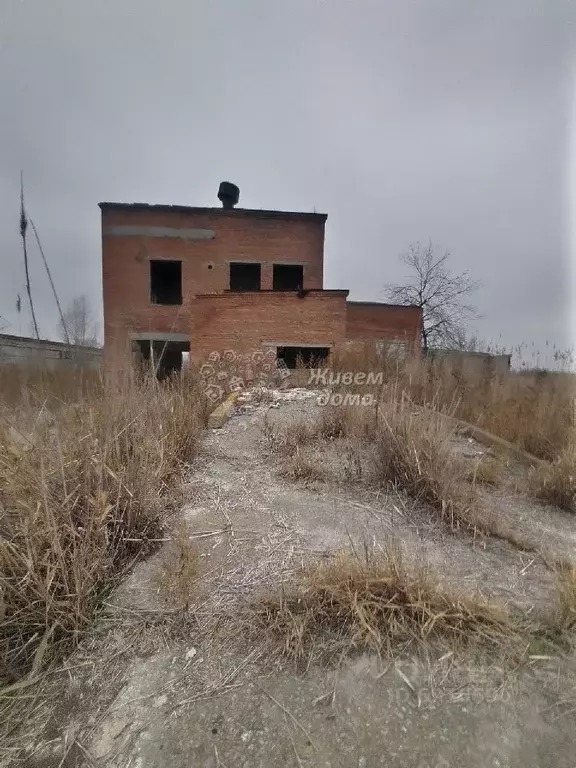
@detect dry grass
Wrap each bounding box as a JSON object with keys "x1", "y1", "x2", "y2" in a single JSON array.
[
  {"x1": 264, "y1": 409, "x2": 367, "y2": 484},
  {"x1": 529, "y1": 443, "x2": 576, "y2": 513},
  {"x1": 263, "y1": 402, "x2": 378, "y2": 453},
  {"x1": 318, "y1": 402, "x2": 379, "y2": 440},
  {"x1": 465, "y1": 455, "x2": 503, "y2": 487},
  {"x1": 552, "y1": 563, "x2": 576, "y2": 632},
  {"x1": 157, "y1": 525, "x2": 200, "y2": 612},
  {"x1": 0, "y1": 366, "x2": 207, "y2": 684},
  {"x1": 450, "y1": 371, "x2": 574, "y2": 463},
  {"x1": 310, "y1": 397, "x2": 490, "y2": 533},
  {"x1": 262, "y1": 413, "x2": 321, "y2": 457},
  {"x1": 0, "y1": 364, "x2": 103, "y2": 408},
  {"x1": 275, "y1": 398, "x2": 539, "y2": 552},
  {"x1": 252, "y1": 544, "x2": 522, "y2": 662},
  {"x1": 373, "y1": 401, "x2": 491, "y2": 531},
  {"x1": 265, "y1": 378, "x2": 543, "y2": 547},
  {"x1": 329, "y1": 341, "x2": 407, "y2": 387},
  {"x1": 279, "y1": 446, "x2": 325, "y2": 482},
  {"x1": 266, "y1": 396, "x2": 502, "y2": 536},
  {"x1": 328, "y1": 345, "x2": 576, "y2": 462}
]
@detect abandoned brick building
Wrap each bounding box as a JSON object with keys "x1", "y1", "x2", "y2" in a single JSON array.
[{"x1": 100, "y1": 182, "x2": 422, "y2": 377}]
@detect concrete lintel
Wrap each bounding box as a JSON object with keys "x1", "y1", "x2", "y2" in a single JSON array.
[
  {"x1": 261, "y1": 341, "x2": 334, "y2": 348},
  {"x1": 103, "y1": 226, "x2": 215, "y2": 240},
  {"x1": 271, "y1": 262, "x2": 306, "y2": 266},
  {"x1": 129, "y1": 332, "x2": 189, "y2": 343}
]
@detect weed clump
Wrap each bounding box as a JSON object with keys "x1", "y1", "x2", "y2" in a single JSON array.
[
  {"x1": 252, "y1": 545, "x2": 520, "y2": 661},
  {"x1": 529, "y1": 444, "x2": 576, "y2": 513}
]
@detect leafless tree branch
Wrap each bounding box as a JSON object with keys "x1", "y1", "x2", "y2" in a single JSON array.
[
  {"x1": 385, "y1": 239, "x2": 481, "y2": 353},
  {"x1": 58, "y1": 295, "x2": 99, "y2": 347}
]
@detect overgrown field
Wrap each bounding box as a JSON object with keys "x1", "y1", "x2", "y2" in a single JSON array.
[
  {"x1": 1, "y1": 347, "x2": 575, "y2": 683},
  {"x1": 328, "y1": 344, "x2": 576, "y2": 462},
  {"x1": 0, "y1": 365, "x2": 209, "y2": 684},
  {"x1": 2, "y1": 350, "x2": 576, "y2": 766},
  {"x1": 271, "y1": 345, "x2": 576, "y2": 523},
  {"x1": 258, "y1": 348, "x2": 576, "y2": 662}
]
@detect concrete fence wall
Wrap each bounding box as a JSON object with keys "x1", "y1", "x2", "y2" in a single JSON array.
[
  {"x1": 0, "y1": 333, "x2": 102, "y2": 370},
  {"x1": 427, "y1": 350, "x2": 511, "y2": 377}
]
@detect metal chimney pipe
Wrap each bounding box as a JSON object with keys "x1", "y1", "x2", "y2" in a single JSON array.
[{"x1": 217, "y1": 181, "x2": 240, "y2": 209}]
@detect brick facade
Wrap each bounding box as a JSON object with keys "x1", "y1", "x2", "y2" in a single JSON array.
[
  {"x1": 100, "y1": 197, "x2": 422, "y2": 371},
  {"x1": 101, "y1": 205, "x2": 325, "y2": 359},
  {"x1": 190, "y1": 290, "x2": 348, "y2": 361},
  {"x1": 346, "y1": 302, "x2": 422, "y2": 353}
]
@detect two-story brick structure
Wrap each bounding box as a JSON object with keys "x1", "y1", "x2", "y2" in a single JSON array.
[{"x1": 100, "y1": 182, "x2": 421, "y2": 376}]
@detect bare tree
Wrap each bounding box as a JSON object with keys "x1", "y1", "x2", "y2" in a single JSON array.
[
  {"x1": 385, "y1": 240, "x2": 481, "y2": 353},
  {"x1": 448, "y1": 327, "x2": 484, "y2": 352},
  {"x1": 58, "y1": 295, "x2": 99, "y2": 347}
]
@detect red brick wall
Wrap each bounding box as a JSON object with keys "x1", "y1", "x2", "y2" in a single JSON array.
[
  {"x1": 102, "y1": 207, "x2": 326, "y2": 356},
  {"x1": 345, "y1": 303, "x2": 422, "y2": 351},
  {"x1": 190, "y1": 291, "x2": 348, "y2": 361}
]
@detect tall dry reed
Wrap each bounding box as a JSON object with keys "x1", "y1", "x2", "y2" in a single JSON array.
[
  {"x1": 0, "y1": 366, "x2": 207, "y2": 683},
  {"x1": 329, "y1": 344, "x2": 575, "y2": 461}
]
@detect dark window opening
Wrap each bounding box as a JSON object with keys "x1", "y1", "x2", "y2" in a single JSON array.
[
  {"x1": 136, "y1": 340, "x2": 189, "y2": 380},
  {"x1": 276, "y1": 346, "x2": 330, "y2": 369},
  {"x1": 230, "y1": 262, "x2": 261, "y2": 291},
  {"x1": 273, "y1": 264, "x2": 303, "y2": 291},
  {"x1": 150, "y1": 260, "x2": 182, "y2": 305}
]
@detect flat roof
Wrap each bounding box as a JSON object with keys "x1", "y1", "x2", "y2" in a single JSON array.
[
  {"x1": 195, "y1": 289, "x2": 349, "y2": 298},
  {"x1": 99, "y1": 202, "x2": 327, "y2": 223},
  {"x1": 346, "y1": 301, "x2": 421, "y2": 310}
]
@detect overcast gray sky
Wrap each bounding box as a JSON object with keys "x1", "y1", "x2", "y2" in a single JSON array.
[{"x1": 1, "y1": 0, "x2": 574, "y2": 366}]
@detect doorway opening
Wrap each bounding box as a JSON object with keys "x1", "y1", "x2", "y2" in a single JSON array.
[
  {"x1": 136, "y1": 339, "x2": 190, "y2": 379},
  {"x1": 276, "y1": 346, "x2": 330, "y2": 369}
]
